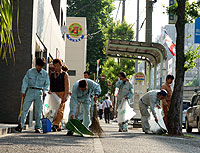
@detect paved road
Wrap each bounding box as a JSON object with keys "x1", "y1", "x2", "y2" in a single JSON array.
[{"x1": 0, "y1": 121, "x2": 200, "y2": 153}]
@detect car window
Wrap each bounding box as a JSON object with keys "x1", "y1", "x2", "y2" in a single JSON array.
[{"x1": 183, "y1": 102, "x2": 190, "y2": 110}]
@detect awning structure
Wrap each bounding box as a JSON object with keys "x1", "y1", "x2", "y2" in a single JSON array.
[{"x1": 106, "y1": 39, "x2": 167, "y2": 89}]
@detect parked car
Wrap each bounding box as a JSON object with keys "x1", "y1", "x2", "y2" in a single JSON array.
[
  {"x1": 185, "y1": 90, "x2": 200, "y2": 133},
  {"x1": 182, "y1": 100, "x2": 191, "y2": 128}
]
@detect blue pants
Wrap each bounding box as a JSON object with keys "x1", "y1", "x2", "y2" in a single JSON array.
[
  {"x1": 77, "y1": 100, "x2": 94, "y2": 120},
  {"x1": 81, "y1": 102, "x2": 90, "y2": 128},
  {"x1": 18, "y1": 89, "x2": 43, "y2": 129}
]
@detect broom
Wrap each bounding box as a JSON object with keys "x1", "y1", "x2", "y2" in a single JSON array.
[
  {"x1": 18, "y1": 97, "x2": 24, "y2": 127},
  {"x1": 90, "y1": 103, "x2": 103, "y2": 137}
]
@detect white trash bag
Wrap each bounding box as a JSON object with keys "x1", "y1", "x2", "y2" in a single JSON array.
[
  {"x1": 118, "y1": 99, "x2": 136, "y2": 123},
  {"x1": 62, "y1": 96, "x2": 71, "y2": 125},
  {"x1": 43, "y1": 92, "x2": 61, "y2": 122},
  {"x1": 149, "y1": 107, "x2": 167, "y2": 134}
]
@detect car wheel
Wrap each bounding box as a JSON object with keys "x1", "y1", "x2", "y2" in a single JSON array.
[{"x1": 186, "y1": 119, "x2": 192, "y2": 133}]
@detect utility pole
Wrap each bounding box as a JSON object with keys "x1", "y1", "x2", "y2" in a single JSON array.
[
  {"x1": 145, "y1": 0, "x2": 156, "y2": 87},
  {"x1": 122, "y1": 0, "x2": 125, "y2": 23},
  {"x1": 145, "y1": 0, "x2": 154, "y2": 43},
  {"x1": 135, "y1": 0, "x2": 140, "y2": 73}
]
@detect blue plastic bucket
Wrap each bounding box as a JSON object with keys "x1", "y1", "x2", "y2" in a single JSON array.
[{"x1": 41, "y1": 118, "x2": 52, "y2": 133}]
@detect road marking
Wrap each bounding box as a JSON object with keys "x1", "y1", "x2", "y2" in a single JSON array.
[{"x1": 94, "y1": 137, "x2": 104, "y2": 153}]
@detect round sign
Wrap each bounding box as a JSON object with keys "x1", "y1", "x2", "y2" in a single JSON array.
[
  {"x1": 101, "y1": 75, "x2": 105, "y2": 81},
  {"x1": 135, "y1": 72, "x2": 145, "y2": 82},
  {"x1": 68, "y1": 23, "x2": 83, "y2": 37}
]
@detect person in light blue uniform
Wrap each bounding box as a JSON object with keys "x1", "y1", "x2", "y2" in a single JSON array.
[
  {"x1": 116, "y1": 72, "x2": 133, "y2": 132},
  {"x1": 76, "y1": 71, "x2": 94, "y2": 121},
  {"x1": 139, "y1": 89, "x2": 167, "y2": 134},
  {"x1": 67, "y1": 79, "x2": 101, "y2": 136},
  {"x1": 15, "y1": 58, "x2": 50, "y2": 133}
]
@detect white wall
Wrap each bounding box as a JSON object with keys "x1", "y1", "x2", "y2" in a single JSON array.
[{"x1": 65, "y1": 17, "x2": 87, "y2": 90}]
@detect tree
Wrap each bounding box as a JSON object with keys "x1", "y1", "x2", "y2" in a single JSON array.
[
  {"x1": 100, "y1": 21, "x2": 135, "y2": 95},
  {"x1": 67, "y1": 0, "x2": 114, "y2": 73},
  {"x1": 167, "y1": 0, "x2": 200, "y2": 136},
  {"x1": 101, "y1": 58, "x2": 135, "y2": 95},
  {"x1": 0, "y1": 0, "x2": 20, "y2": 63},
  {"x1": 105, "y1": 20, "x2": 134, "y2": 41}
]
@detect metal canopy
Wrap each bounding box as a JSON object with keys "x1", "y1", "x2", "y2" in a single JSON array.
[
  {"x1": 106, "y1": 39, "x2": 167, "y2": 67},
  {"x1": 106, "y1": 39, "x2": 167, "y2": 89}
]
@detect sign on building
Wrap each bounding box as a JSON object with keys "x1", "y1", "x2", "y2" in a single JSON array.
[{"x1": 194, "y1": 17, "x2": 200, "y2": 44}]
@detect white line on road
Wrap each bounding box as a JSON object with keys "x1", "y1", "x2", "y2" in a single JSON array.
[{"x1": 94, "y1": 137, "x2": 104, "y2": 153}]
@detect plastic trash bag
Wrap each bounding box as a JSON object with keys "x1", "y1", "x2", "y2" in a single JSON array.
[
  {"x1": 118, "y1": 98, "x2": 136, "y2": 123},
  {"x1": 43, "y1": 93, "x2": 61, "y2": 122},
  {"x1": 62, "y1": 96, "x2": 71, "y2": 125},
  {"x1": 149, "y1": 107, "x2": 167, "y2": 134}
]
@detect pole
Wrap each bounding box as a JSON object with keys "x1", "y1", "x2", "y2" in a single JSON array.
[
  {"x1": 135, "y1": 0, "x2": 139, "y2": 73},
  {"x1": 145, "y1": 0, "x2": 153, "y2": 43},
  {"x1": 97, "y1": 59, "x2": 99, "y2": 82},
  {"x1": 122, "y1": 0, "x2": 125, "y2": 23}
]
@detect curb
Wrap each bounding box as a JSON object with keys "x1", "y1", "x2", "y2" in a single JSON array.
[{"x1": 0, "y1": 125, "x2": 29, "y2": 136}]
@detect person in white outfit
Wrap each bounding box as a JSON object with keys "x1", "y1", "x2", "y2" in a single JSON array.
[
  {"x1": 139, "y1": 89, "x2": 167, "y2": 134},
  {"x1": 102, "y1": 97, "x2": 112, "y2": 123}
]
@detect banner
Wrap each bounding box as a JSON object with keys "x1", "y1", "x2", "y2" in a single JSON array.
[{"x1": 164, "y1": 30, "x2": 176, "y2": 56}]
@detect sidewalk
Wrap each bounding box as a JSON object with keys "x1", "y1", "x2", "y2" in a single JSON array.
[{"x1": 0, "y1": 120, "x2": 200, "y2": 153}]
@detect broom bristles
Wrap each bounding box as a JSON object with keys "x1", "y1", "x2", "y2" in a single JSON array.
[{"x1": 90, "y1": 103, "x2": 103, "y2": 136}]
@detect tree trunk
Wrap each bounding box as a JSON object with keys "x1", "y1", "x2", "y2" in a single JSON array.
[{"x1": 167, "y1": 0, "x2": 186, "y2": 136}]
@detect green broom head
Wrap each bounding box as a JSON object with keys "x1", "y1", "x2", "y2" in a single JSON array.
[{"x1": 90, "y1": 103, "x2": 103, "y2": 137}]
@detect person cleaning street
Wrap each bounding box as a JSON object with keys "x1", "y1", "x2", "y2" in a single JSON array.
[
  {"x1": 84, "y1": 71, "x2": 95, "y2": 120},
  {"x1": 76, "y1": 71, "x2": 92, "y2": 121},
  {"x1": 67, "y1": 79, "x2": 101, "y2": 136},
  {"x1": 49, "y1": 59, "x2": 70, "y2": 132},
  {"x1": 116, "y1": 72, "x2": 133, "y2": 132},
  {"x1": 15, "y1": 58, "x2": 50, "y2": 133},
  {"x1": 139, "y1": 89, "x2": 167, "y2": 134}
]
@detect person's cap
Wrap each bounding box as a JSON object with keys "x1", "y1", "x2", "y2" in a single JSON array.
[{"x1": 160, "y1": 89, "x2": 168, "y2": 97}]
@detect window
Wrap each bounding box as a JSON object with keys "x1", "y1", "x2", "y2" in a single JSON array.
[
  {"x1": 61, "y1": 9, "x2": 63, "y2": 26},
  {"x1": 68, "y1": 70, "x2": 76, "y2": 76}
]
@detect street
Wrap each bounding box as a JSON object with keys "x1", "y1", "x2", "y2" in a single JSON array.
[{"x1": 0, "y1": 120, "x2": 200, "y2": 153}]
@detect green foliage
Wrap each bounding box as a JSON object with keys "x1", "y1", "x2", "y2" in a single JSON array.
[
  {"x1": 67, "y1": 0, "x2": 114, "y2": 73},
  {"x1": 100, "y1": 58, "x2": 135, "y2": 94},
  {"x1": 185, "y1": 1, "x2": 200, "y2": 22},
  {"x1": 0, "y1": 0, "x2": 14, "y2": 63},
  {"x1": 184, "y1": 45, "x2": 200, "y2": 71},
  {"x1": 166, "y1": 0, "x2": 200, "y2": 23},
  {"x1": 0, "y1": 0, "x2": 20, "y2": 63},
  {"x1": 100, "y1": 21, "x2": 135, "y2": 95},
  {"x1": 105, "y1": 21, "x2": 134, "y2": 41},
  {"x1": 185, "y1": 78, "x2": 199, "y2": 87}
]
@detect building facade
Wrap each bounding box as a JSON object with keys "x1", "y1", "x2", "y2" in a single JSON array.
[
  {"x1": 65, "y1": 17, "x2": 87, "y2": 89},
  {"x1": 0, "y1": 0, "x2": 67, "y2": 123}
]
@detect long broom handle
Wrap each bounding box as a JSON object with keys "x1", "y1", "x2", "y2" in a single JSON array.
[{"x1": 19, "y1": 97, "x2": 24, "y2": 117}]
